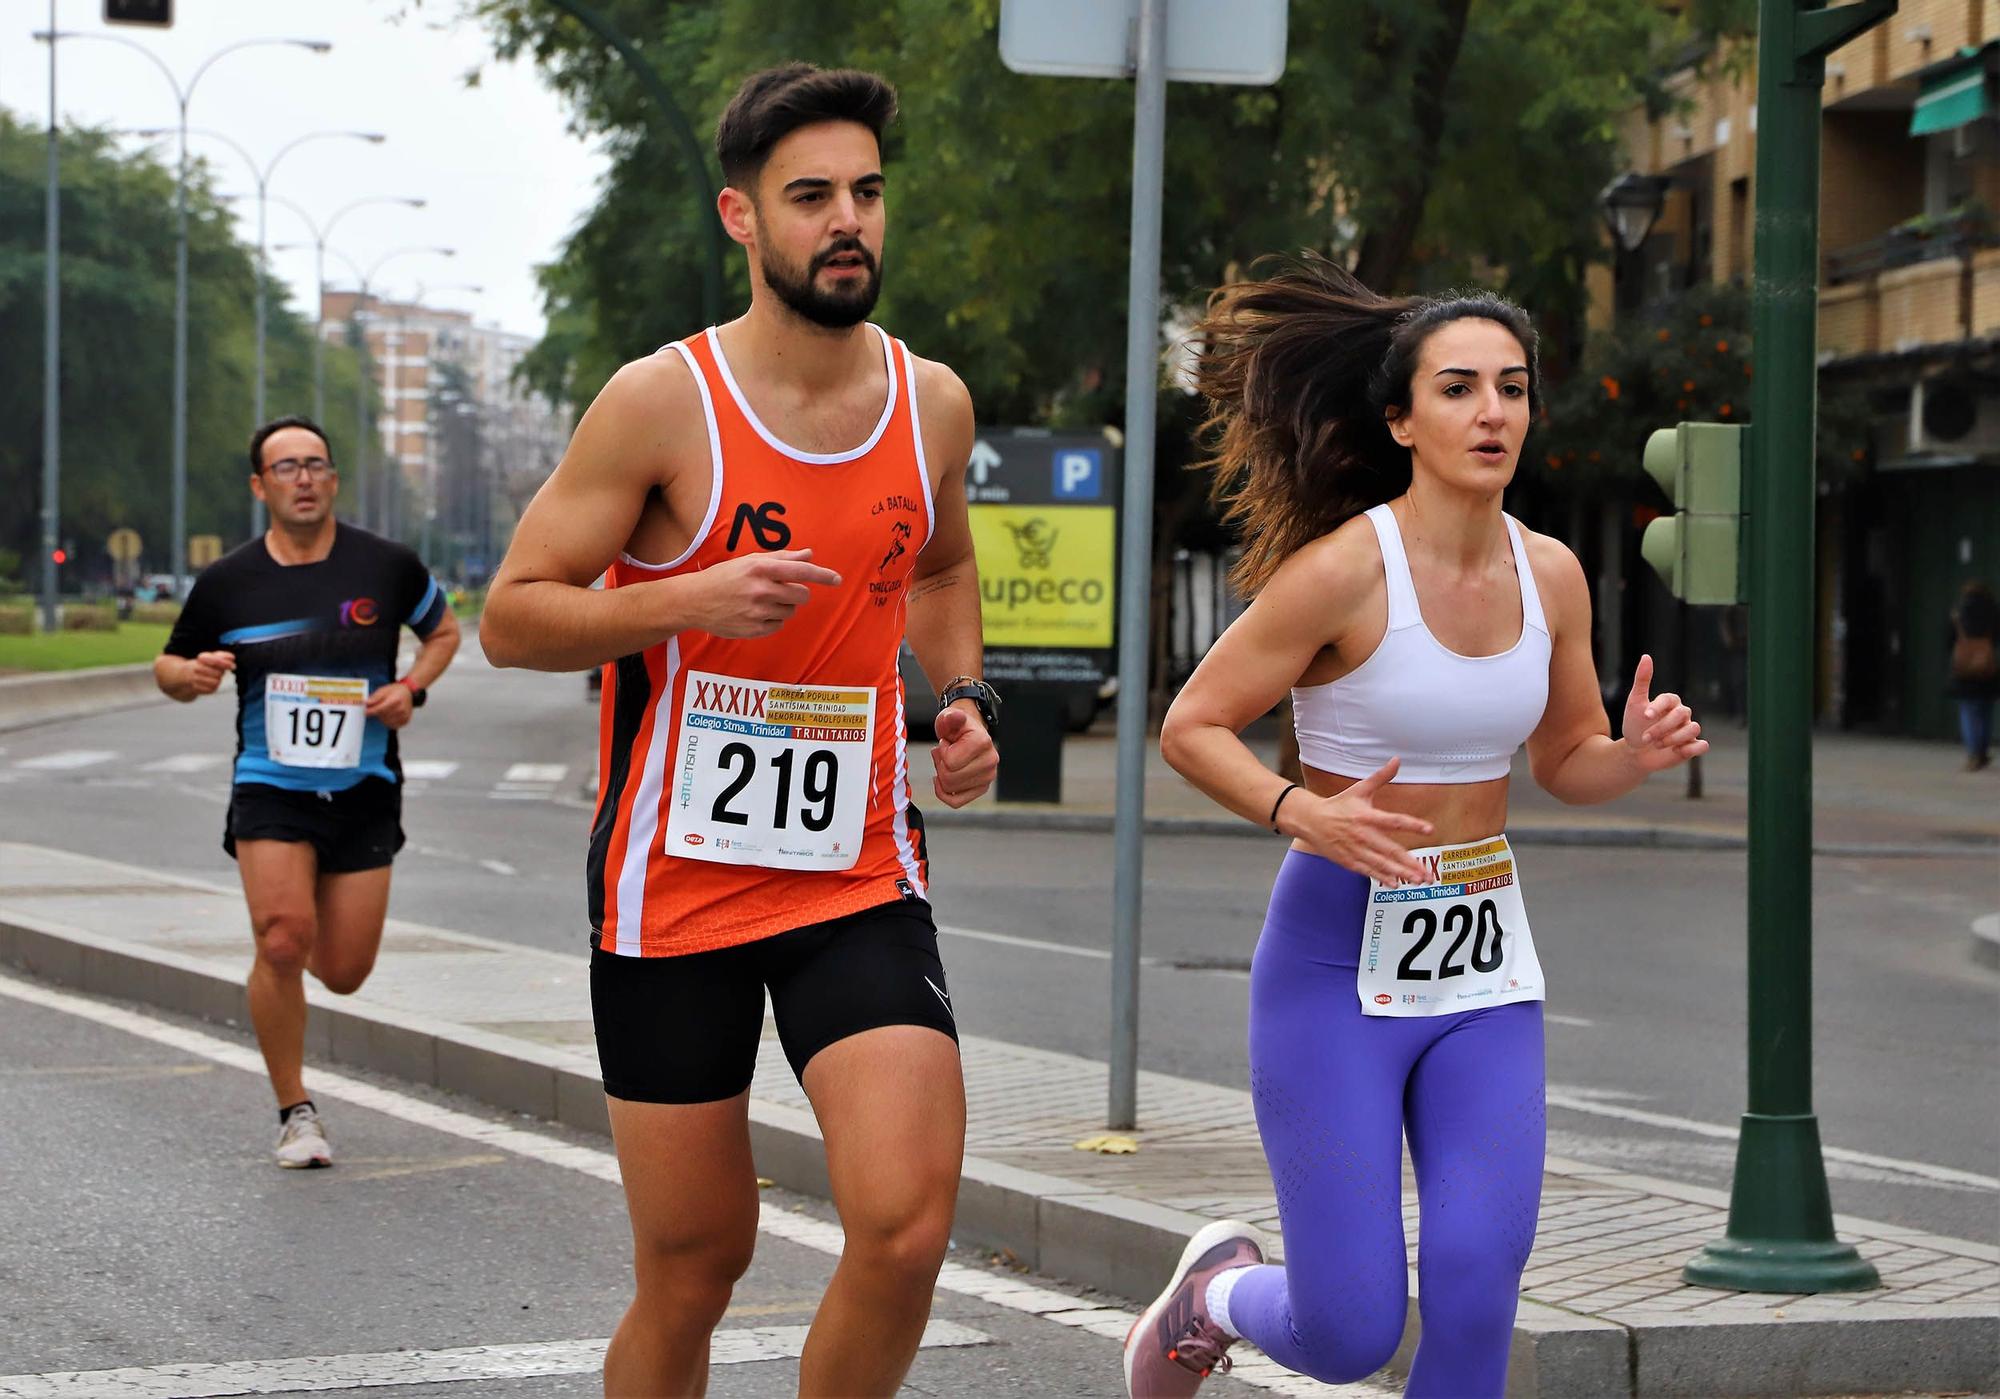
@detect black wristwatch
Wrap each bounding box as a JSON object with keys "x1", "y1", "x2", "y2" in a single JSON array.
[
  {"x1": 936, "y1": 676, "x2": 1000, "y2": 734},
  {"x1": 398, "y1": 678, "x2": 428, "y2": 709}
]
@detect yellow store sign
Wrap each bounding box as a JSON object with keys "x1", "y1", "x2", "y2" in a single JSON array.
[{"x1": 969, "y1": 504, "x2": 1115, "y2": 650}]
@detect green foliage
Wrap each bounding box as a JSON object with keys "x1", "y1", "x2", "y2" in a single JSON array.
[
  {"x1": 0, "y1": 112, "x2": 375, "y2": 578},
  {"x1": 470, "y1": 0, "x2": 1731, "y2": 445},
  {"x1": 1537, "y1": 284, "x2": 1875, "y2": 495}
]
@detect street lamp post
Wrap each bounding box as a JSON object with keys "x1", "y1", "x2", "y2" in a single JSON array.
[
  {"x1": 398, "y1": 281, "x2": 484, "y2": 563},
  {"x1": 39, "y1": 0, "x2": 60, "y2": 633},
  {"x1": 269, "y1": 193, "x2": 427, "y2": 422},
  {"x1": 34, "y1": 28, "x2": 331, "y2": 595},
  {"x1": 139, "y1": 127, "x2": 387, "y2": 537},
  {"x1": 308, "y1": 246, "x2": 456, "y2": 536}
]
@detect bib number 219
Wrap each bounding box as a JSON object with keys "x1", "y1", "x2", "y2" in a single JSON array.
[{"x1": 710, "y1": 743, "x2": 839, "y2": 832}]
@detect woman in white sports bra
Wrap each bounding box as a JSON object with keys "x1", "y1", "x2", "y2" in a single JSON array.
[{"x1": 1123, "y1": 255, "x2": 1707, "y2": 1399}]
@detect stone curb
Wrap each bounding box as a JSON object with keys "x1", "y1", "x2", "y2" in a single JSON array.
[
  {"x1": 2, "y1": 909, "x2": 1994, "y2": 1397},
  {"x1": 0, "y1": 663, "x2": 163, "y2": 734},
  {"x1": 925, "y1": 804, "x2": 1998, "y2": 858}
]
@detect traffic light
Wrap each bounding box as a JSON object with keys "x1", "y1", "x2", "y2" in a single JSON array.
[
  {"x1": 104, "y1": 0, "x2": 172, "y2": 26},
  {"x1": 1640, "y1": 421, "x2": 1744, "y2": 604}
]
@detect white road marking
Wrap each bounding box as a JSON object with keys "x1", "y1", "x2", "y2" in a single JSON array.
[
  {"x1": 0, "y1": 972, "x2": 1376, "y2": 1395},
  {"x1": 140, "y1": 754, "x2": 226, "y2": 774},
  {"x1": 1544, "y1": 1013, "x2": 1594, "y2": 1027},
  {"x1": 501, "y1": 763, "x2": 567, "y2": 784},
  {"x1": 15, "y1": 750, "x2": 118, "y2": 770},
  {"x1": 398, "y1": 760, "x2": 459, "y2": 781},
  {"x1": 1546, "y1": 1088, "x2": 2000, "y2": 1192},
  {"x1": 0, "y1": 1323, "x2": 990, "y2": 1396},
  {"x1": 477, "y1": 859, "x2": 517, "y2": 878},
  {"x1": 939, "y1": 923, "x2": 1108, "y2": 960}
]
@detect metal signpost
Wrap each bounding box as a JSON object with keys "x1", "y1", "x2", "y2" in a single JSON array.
[
  {"x1": 963, "y1": 429, "x2": 1123, "y2": 801},
  {"x1": 1000, "y1": 0, "x2": 1288, "y2": 1128}
]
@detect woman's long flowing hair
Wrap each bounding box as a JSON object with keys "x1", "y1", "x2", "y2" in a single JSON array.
[{"x1": 1191, "y1": 253, "x2": 1541, "y2": 595}]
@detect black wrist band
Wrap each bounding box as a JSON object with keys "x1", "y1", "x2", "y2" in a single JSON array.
[{"x1": 1269, "y1": 782, "x2": 1301, "y2": 831}]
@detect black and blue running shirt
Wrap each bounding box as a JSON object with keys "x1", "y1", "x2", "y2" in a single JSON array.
[{"x1": 163, "y1": 523, "x2": 448, "y2": 792}]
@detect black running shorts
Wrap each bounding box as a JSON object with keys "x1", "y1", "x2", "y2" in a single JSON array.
[
  {"x1": 223, "y1": 778, "x2": 406, "y2": 874},
  {"x1": 590, "y1": 898, "x2": 958, "y2": 1104}
]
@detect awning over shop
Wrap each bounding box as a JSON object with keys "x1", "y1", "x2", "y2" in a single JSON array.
[{"x1": 1911, "y1": 43, "x2": 1996, "y2": 136}]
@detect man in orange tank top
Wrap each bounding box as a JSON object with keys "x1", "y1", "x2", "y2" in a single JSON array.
[{"x1": 482, "y1": 63, "x2": 998, "y2": 1398}]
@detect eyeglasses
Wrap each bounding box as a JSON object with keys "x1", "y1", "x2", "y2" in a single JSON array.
[{"x1": 266, "y1": 457, "x2": 336, "y2": 481}]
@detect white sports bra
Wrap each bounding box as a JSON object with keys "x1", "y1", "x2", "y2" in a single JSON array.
[{"x1": 1292, "y1": 504, "x2": 1551, "y2": 784}]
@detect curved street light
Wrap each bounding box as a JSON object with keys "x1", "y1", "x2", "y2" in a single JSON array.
[
  {"x1": 35, "y1": 27, "x2": 332, "y2": 593},
  {"x1": 396, "y1": 281, "x2": 486, "y2": 560},
  {"x1": 134, "y1": 125, "x2": 387, "y2": 535},
  {"x1": 308, "y1": 245, "x2": 456, "y2": 533},
  {"x1": 268, "y1": 192, "x2": 427, "y2": 420}
]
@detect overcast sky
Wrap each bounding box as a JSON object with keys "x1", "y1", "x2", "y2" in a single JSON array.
[{"x1": 2, "y1": 0, "x2": 609, "y2": 339}]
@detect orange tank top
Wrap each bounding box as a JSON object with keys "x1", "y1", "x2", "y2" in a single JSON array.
[{"x1": 589, "y1": 325, "x2": 936, "y2": 957}]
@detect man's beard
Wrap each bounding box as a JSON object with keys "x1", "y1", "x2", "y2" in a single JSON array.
[{"x1": 762, "y1": 235, "x2": 882, "y2": 329}]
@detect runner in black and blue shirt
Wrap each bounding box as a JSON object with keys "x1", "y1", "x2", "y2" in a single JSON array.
[{"x1": 156, "y1": 415, "x2": 460, "y2": 1167}]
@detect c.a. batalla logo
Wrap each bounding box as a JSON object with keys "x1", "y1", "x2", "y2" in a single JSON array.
[
  {"x1": 339, "y1": 597, "x2": 380, "y2": 627},
  {"x1": 1374, "y1": 993, "x2": 1393, "y2": 1005}
]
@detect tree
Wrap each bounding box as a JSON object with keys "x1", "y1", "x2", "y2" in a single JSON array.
[
  {"x1": 0, "y1": 111, "x2": 372, "y2": 581},
  {"x1": 470, "y1": 0, "x2": 1741, "y2": 428},
  {"x1": 1535, "y1": 283, "x2": 1875, "y2": 498}
]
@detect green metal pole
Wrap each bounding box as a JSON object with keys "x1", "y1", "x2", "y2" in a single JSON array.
[
  {"x1": 1683, "y1": 0, "x2": 1892, "y2": 1295},
  {"x1": 540, "y1": 0, "x2": 725, "y2": 326}
]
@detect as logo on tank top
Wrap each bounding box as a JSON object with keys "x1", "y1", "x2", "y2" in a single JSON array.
[{"x1": 727, "y1": 500, "x2": 791, "y2": 552}]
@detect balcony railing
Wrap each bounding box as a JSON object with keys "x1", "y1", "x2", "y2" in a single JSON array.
[{"x1": 1827, "y1": 209, "x2": 1996, "y2": 285}]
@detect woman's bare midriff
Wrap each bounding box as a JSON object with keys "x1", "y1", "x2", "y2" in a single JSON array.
[{"x1": 1299, "y1": 764, "x2": 1511, "y2": 853}]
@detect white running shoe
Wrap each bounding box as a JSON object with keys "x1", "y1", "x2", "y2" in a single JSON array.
[{"x1": 274, "y1": 1103, "x2": 332, "y2": 1169}]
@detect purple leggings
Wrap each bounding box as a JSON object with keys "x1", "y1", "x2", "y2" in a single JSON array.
[{"x1": 1229, "y1": 850, "x2": 1546, "y2": 1397}]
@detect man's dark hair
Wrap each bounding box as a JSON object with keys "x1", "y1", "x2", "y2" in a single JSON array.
[
  {"x1": 248, "y1": 415, "x2": 334, "y2": 474},
  {"x1": 715, "y1": 63, "x2": 897, "y2": 188}
]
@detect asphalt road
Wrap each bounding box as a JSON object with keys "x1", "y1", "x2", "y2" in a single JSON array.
[
  {"x1": 2, "y1": 648, "x2": 1993, "y2": 1246},
  {"x1": 0, "y1": 977, "x2": 1297, "y2": 1398}
]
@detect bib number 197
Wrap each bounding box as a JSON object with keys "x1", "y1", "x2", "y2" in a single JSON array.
[{"x1": 264, "y1": 673, "x2": 367, "y2": 769}]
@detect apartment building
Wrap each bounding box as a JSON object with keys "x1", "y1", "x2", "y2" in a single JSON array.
[
  {"x1": 318, "y1": 291, "x2": 568, "y2": 575},
  {"x1": 1603, "y1": 2, "x2": 1998, "y2": 739}
]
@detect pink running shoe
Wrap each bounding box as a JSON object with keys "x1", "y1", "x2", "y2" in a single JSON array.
[{"x1": 1123, "y1": 1218, "x2": 1266, "y2": 1397}]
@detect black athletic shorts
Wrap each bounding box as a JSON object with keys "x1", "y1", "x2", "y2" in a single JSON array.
[
  {"x1": 223, "y1": 778, "x2": 405, "y2": 874},
  {"x1": 590, "y1": 898, "x2": 958, "y2": 1104}
]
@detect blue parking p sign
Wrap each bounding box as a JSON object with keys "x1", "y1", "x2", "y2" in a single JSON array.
[{"x1": 1052, "y1": 448, "x2": 1103, "y2": 500}]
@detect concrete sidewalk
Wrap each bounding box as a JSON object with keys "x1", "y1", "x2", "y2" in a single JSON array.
[
  {"x1": 1, "y1": 841, "x2": 1993, "y2": 1398},
  {"x1": 936, "y1": 725, "x2": 1998, "y2": 856}
]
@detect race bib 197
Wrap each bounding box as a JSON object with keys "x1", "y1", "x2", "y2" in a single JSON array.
[
  {"x1": 663, "y1": 671, "x2": 875, "y2": 871},
  {"x1": 264, "y1": 673, "x2": 367, "y2": 769},
  {"x1": 1358, "y1": 835, "x2": 1546, "y2": 1017}
]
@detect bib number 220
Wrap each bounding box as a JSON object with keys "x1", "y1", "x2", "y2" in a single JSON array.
[{"x1": 1395, "y1": 899, "x2": 1506, "y2": 980}]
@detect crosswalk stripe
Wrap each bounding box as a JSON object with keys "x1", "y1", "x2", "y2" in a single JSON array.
[
  {"x1": 501, "y1": 763, "x2": 568, "y2": 784},
  {"x1": 399, "y1": 760, "x2": 459, "y2": 781},
  {"x1": 140, "y1": 754, "x2": 226, "y2": 774},
  {"x1": 16, "y1": 750, "x2": 117, "y2": 770}
]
